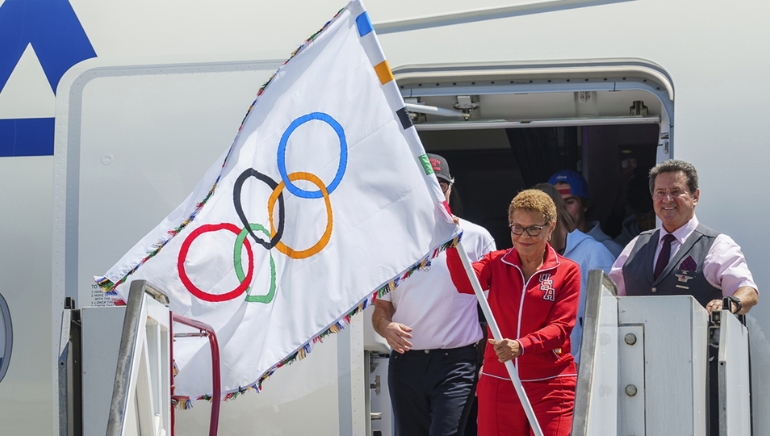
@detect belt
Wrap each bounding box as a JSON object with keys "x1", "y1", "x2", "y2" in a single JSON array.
[{"x1": 405, "y1": 343, "x2": 477, "y2": 355}]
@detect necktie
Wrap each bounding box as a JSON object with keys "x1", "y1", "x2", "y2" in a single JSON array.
[{"x1": 654, "y1": 233, "x2": 676, "y2": 280}]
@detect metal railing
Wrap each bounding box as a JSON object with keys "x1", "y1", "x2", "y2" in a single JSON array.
[
  {"x1": 106, "y1": 280, "x2": 221, "y2": 436},
  {"x1": 106, "y1": 280, "x2": 170, "y2": 436},
  {"x1": 170, "y1": 312, "x2": 221, "y2": 436},
  {"x1": 572, "y1": 270, "x2": 619, "y2": 436}
]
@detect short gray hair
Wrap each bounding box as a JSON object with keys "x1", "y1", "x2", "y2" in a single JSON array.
[{"x1": 648, "y1": 159, "x2": 699, "y2": 194}]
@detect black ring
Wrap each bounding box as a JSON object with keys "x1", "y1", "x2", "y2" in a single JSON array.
[{"x1": 233, "y1": 168, "x2": 284, "y2": 249}]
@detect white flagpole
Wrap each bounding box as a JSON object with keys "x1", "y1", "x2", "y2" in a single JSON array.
[{"x1": 456, "y1": 240, "x2": 544, "y2": 436}]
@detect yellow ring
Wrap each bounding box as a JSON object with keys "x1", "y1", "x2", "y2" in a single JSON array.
[{"x1": 267, "y1": 172, "x2": 333, "y2": 259}]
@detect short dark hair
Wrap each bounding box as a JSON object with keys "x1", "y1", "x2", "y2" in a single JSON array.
[
  {"x1": 533, "y1": 183, "x2": 576, "y2": 232},
  {"x1": 648, "y1": 159, "x2": 699, "y2": 194}
]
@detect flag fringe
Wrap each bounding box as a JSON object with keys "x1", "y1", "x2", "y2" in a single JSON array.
[
  {"x1": 172, "y1": 396, "x2": 193, "y2": 411},
  {"x1": 95, "y1": 7, "x2": 347, "y2": 297},
  {"x1": 176, "y1": 233, "x2": 462, "y2": 407}
]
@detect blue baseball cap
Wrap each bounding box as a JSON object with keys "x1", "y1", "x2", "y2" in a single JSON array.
[{"x1": 548, "y1": 170, "x2": 590, "y2": 199}]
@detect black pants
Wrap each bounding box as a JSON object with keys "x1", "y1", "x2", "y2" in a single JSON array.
[{"x1": 388, "y1": 344, "x2": 478, "y2": 436}]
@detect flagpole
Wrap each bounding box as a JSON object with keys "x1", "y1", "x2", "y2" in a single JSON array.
[
  {"x1": 350, "y1": 6, "x2": 542, "y2": 430},
  {"x1": 456, "y1": 240, "x2": 544, "y2": 436}
]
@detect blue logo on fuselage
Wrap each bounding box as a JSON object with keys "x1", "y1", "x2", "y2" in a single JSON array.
[{"x1": 0, "y1": 0, "x2": 96, "y2": 157}]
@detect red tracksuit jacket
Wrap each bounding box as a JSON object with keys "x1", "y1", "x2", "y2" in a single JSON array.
[{"x1": 448, "y1": 245, "x2": 580, "y2": 381}]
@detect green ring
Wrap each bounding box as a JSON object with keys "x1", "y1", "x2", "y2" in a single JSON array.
[{"x1": 234, "y1": 224, "x2": 277, "y2": 304}]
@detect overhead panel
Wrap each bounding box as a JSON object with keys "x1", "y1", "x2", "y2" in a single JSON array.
[{"x1": 393, "y1": 61, "x2": 674, "y2": 128}]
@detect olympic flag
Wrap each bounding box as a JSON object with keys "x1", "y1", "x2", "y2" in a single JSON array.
[{"x1": 96, "y1": 0, "x2": 459, "y2": 399}]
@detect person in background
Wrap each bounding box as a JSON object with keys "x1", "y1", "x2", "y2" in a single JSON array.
[
  {"x1": 534, "y1": 183, "x2": 615, "y2": 365},
  {"x1": 549, "y1": 169, "x2": 623, "y2": 258},
  {"x1": 372, "y1": 153, "x2": 496, "y2": 436},
  {"x1": 613, "y1": 173, "x2": 656, "y2": 247},
  {"x1": 448, "y1": 189, "x2": 580, "y2": 436}
]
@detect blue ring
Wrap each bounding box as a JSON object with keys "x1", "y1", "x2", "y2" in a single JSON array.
[{"x1": 277, "y1": 112, "x2": 347, "y2": 199}]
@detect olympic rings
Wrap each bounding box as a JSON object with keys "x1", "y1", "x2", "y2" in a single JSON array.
[
  {"x1": 178, "y1": 223, "x2": 254, "y2": 302},
  {"x1": 277, "y1": 112, "x2": 347, "y2": 199},
  {"x1": 178, "y1": 113, "x2": 346, "y2": 304},
  {"x1": 233, "y1": 168, "x2": 284, "y2": 249},
  {"x1": 267, "y1": 172, "x2": 333, "y2": 259},
  {"x1": 234, "y1": 224, "x2": 277, "y2": 304}
]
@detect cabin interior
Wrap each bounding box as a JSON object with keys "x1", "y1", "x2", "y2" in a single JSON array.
[
  {"x1": 422, "y1": 124, "x2": 659, "y2": 248},
  {"x1": 402, "y1": 68, "x2": 670, "y2": 249}
]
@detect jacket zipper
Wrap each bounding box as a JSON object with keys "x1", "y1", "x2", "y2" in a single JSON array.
[{"x1": 508, "y1": 250, "x2": 558, "y2": 369}]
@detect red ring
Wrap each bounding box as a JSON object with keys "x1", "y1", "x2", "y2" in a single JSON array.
[{"x1": 178, "y1": 223, "x2": 254, "y2": 302}]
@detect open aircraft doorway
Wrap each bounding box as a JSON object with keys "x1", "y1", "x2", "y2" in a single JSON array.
[{"x1": 395, "y1": 60, "x2": 673, "y2": 249}]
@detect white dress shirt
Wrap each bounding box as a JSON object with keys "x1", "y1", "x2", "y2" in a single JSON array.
[{"x1": 609, "y1": 216, "x2": 757, "y2": 296}]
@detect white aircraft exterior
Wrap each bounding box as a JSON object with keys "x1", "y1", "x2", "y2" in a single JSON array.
[{"x1": 1, "y1": 0, "x2": 769, "y2": 434}]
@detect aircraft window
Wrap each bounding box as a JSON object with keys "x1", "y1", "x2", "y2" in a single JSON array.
[{"x1": 0, "y1": 292, "x2": 11, "y2": 383}]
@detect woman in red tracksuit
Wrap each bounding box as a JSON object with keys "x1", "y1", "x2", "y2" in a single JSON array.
[{"x1": 451, "y1": 189, "x2": 580, "y2": 436}]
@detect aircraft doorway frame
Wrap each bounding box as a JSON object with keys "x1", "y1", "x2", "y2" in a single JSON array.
[
  {"x1": 394, "y1": 59, "x2": 674, "y2": 248},
  {"x1": 393, "y1": 59, "x2": 674, "y2": 164}
]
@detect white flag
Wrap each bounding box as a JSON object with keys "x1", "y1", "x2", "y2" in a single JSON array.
[{"x1": 96, "y1": 0, "x2": 459, "y2": 399}]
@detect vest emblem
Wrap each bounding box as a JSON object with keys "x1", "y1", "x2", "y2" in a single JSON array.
[
  {"x1": 540, "y1": 274, "x2": 556, "y2": 301},
  {"x1": 676, "y1": 255, "x2": 697, "y2": 287}
]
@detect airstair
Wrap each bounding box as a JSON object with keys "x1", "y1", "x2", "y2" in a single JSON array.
[
  {"x1": 57, "y1": 273, "x2": 757, "y2": 436},
  {"x1": 59, "y1": 280, "x2": 221, "y2": 436},
  {"x1": 574, "y1": 270, "x2": 753, "y2": 435}
]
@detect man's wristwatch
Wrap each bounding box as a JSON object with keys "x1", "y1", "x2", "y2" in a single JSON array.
[{"x1": 727, "y1": 295, "x2": 743, "y2": 314}]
